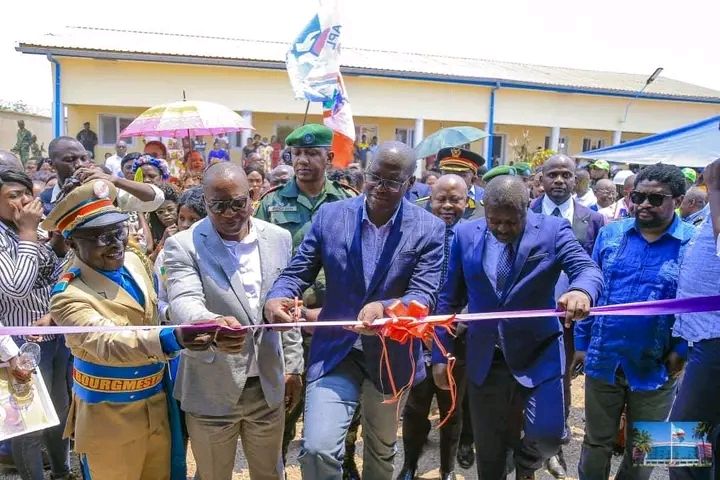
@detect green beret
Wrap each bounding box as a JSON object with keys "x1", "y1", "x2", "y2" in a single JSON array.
[
  {"x1": 482, "y1": 165, "x2": 517, "y2": 183},
  {"x1": 285, "y1": 124, "x2": 333, "y2": 148},
  {"x1": 514, "y1": 162, "x2": 532, "y2": 177}
]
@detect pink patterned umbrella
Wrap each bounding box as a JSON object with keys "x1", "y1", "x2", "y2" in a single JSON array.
[{"x1": 120, "y1": 100, "x2": 253, "y2": 138}]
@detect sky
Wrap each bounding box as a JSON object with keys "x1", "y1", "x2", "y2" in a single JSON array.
[
  {"x1": 2, "y1": 0, "x2": 720, "y2": 114},
  {"x1": 634, "y1": 421, "x2": 701, "y2": 443}
]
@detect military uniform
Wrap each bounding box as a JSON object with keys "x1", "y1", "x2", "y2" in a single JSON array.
[
  {"x1": 43, "y1": 181, "x2": 184, "y2": 480},
  {"x1": 255, "y1": 125, "x2": 357, "y2": 307}
]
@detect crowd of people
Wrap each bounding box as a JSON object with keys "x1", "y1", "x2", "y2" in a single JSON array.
[{"x1": 0, "y1": 122, "x2": 718, "y2": 480}]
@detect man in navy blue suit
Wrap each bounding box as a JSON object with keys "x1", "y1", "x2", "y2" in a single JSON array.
[
  {"x1": 433, "y1": 175, "x2": 603, "y2": 480},
  {"x1": 265, "y1": 141, "x2": 445, "y2": 480}
]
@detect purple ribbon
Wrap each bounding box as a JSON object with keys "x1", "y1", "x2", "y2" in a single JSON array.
[{"x1": 3, "y1": 295, "x2": 719, "y2": 336}]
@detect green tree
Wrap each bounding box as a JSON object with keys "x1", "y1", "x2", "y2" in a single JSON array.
[
  {"x1": 632, "y1": 428, "x2": 653, "y2": 464},
  {"x1": 693, "y1": 421, "x2": 713, "y2": 442}
]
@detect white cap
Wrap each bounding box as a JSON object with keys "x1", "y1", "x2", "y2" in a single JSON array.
[{"x1": 612, "y1": 169, "x2": 634, "y2": 186}]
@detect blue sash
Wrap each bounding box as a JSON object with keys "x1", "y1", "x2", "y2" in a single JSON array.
[
  {"x1": 72, "y1": 358, "x2": 164, "y2": 403},
  {"x1": 74, "y1": 359, "x2": 187, "y2": 480}
]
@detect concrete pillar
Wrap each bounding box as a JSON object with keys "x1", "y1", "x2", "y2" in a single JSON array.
[
  {"x1": 240, "y1": 110, "x2": 253, "y2": 148},
  {"x1": 414, "y1": 118, "x2": 425, "y2": 177},
  {"x1": 550, "y1": 126, "x2": 561, "y2": 152},
  {"x1": 612, "y1": 130, "x2": 622, "y2": 146}
]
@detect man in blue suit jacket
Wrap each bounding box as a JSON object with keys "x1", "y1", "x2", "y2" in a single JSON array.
[
  {"x1": 265, "y1": 141, "x2": 445, "y2": 480},
  {"x1": 433, "y1": 175, "x2": 603, "y2": 480}
]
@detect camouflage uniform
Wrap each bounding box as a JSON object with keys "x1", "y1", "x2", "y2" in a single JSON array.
[{"x1": 255, "y1": 177, "x2": 356, "y2": 307}]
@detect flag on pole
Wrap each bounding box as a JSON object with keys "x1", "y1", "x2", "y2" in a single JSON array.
[{"x1": 286, "y1": 0, "x2": 355, "y2": 168}]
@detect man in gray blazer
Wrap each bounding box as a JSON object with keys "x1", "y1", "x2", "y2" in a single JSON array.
[{"x1": 164, "y1": 162, "x2": 304, "y2": 480}]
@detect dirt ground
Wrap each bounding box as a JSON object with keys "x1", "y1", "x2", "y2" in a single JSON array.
[{"x1": 0, "y1": 376, "x2": 668, "y2": 479}]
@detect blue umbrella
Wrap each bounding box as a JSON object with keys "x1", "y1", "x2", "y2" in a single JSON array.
[{"x1": 414, "y1": 126, "x2": 489, "y2": 159}]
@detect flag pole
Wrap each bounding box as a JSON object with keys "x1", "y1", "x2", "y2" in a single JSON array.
[{"x1": 302, "y1": 101, "x2": 310, "y2": 126}]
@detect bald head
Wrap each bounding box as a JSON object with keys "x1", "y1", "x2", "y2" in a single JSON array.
[
  {"x1": 431, "y1": 174, "x2": 468, "y2": 197},
  {"x1": 593, "y1": 179, "x2": 617, "y2": 208},
  {"x1": 0, "y1": 150, "x2": 22, "y2": 172},
  {"x1": 269, "y1": 164, "x2": 294, "y2": 186},
  {"x1": 542, "y1": 154, "x2": 575, "y2": 173},
  {"x1": 371, "y1": 141, "x2": 417, "y2": 178},
  {"x1": 623, "y1": 174, "x2": 637, "y2": 197},
  {"x1": 685, "y1": 186, "x2": 707, "y2": 203},
  {"x1": 484, "y1": 175, "x2": 529, "y2": 211},
  {"x1": 680, "y1": 186, "x2": 707, "y2": 218},
  {"x1": 203, "y1": 162, "x2": 248, "y2": 191}
]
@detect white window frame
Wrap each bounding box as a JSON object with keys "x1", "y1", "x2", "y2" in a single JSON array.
[
  {"x1": 544, "y1": 136, "x2": 568, "y2": 152},
  {"x1": 395, "y1": 127, "x2": 415, "y2": 146},
  {"x1": 356, "y1": 124, "x2": 379, "y2": 143},
  {"x1": 98, "y1": 114, "x2": 136, "y2": 146}
]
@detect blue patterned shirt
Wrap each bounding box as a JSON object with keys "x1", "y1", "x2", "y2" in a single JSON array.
[
  {"x1": 576, "y1": 216, "x2": 695, "y2": 390},
  {"x1": 673, "y1": 217, "x2": 720, "y2": 342}
]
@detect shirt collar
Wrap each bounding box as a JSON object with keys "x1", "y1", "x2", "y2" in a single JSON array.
[
  {"x1": 622, "y1": 214, "x2": 685, "y2": 241},
  {"x1": 542, "y1": 194, "x2": 573, "y2": 214},
  {"x1": 219, "y1": 220, "x2": 258, "y2": 246},
  {"x1": 51, "y1": 182, "x2": 61, "y2": 202},
  {"x1": 468, "y1": 185, "x2": 475, "y2": 198},
  {"x1": 362, "y1": 197, "x2": 401, "y2": 228}
]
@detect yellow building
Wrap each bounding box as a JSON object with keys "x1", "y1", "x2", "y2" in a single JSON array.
[{"x1": 16, "y1": 26, "x2": 720, "y2": 169}]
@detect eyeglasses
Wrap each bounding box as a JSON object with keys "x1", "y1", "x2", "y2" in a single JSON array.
[
  {"x1": 364, "y1": 172, "x2": 408, "y2": 193},
  {"x1": 73, "y1": 226, "x2": 129, "y2": 246},
  {"x1": 629, "y1": 191, "x2": 673, "y2": 207},
  {"x1": 206, "y1": 196, "x2": 249, "y2": 214}
]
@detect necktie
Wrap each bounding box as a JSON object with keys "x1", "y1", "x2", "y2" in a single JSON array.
[
  {"x1": 552, "y1": 207, "x2": 562, "y2": 217},
  {"x1": 441, "y1": 227, "x2": 453, "y2": 282},
  {"x1": 496, "y1": 243, "x2": 515, "y2": 297}
]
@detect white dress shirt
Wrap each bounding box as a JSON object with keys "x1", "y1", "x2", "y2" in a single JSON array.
[
  {"x1": 221, "y1": 222, "x2": 262, "y2": 377},
  {"x1": 51, "y1": 182, "x2": 165, "y2": 213},
  {"x1": 542, "y1": 195, "x2": 574, "y2": 223},
  {"x1": 574, "y1": 189, "x2": 597, "y2": 209},
  {"x1": 105, "y1": 154, "x2": 123, "y2": 177}
]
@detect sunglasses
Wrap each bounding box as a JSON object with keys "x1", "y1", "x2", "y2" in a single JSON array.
[
  {"x1": 629, "y1": 191, "x2": 673, "y2": 207},
  {"x1": 73, "y1": 226, "x2": 129, "y2": 247},
  {"x1": 206, "y1": 196, "x2": 249, "y2": 214},
  {"x1": 364, "y1": 172, "x2": 408, "y2": 193}
]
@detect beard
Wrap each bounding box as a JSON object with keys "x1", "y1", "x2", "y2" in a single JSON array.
[{"x1": 635, "y1": 211, "x2": 665, "y2": 229}]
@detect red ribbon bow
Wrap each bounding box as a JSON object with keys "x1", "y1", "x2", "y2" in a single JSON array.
[{"x1": 376, "y1": 300, "x2": 458, "y2": 428}]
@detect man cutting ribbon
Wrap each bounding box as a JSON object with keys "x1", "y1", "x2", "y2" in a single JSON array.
[
  {"x1": 433, "y1": 175, "x2": 603, "y2": 480},
  {"x1": 43, "y1": 179, "x2": 244, "y2": 480}
]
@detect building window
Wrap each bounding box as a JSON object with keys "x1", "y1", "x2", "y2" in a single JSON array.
[
  {"x1": 99, "y1": 115, "x2": 135, "y2": 146},
  {"x1": 544, "y1": 136, "x2": 567, "y2": 151},
  {"x1": 491, "y1": 134, "x2": 505, "y2": 164},
  {"x1": 582, "y1": 138, "x2": 607, "y2": 151},
  {"x1": 395, "y1": 128, "x2": 415, "y2": 146},
  {"x1": 356, "y1": 125, "x2": 378, "y2": 144}
]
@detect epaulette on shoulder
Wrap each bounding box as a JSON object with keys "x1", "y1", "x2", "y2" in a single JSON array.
[
  {"x1": 339, "y1": 183, "x2": 360, "y2": 197},
  {"x1": 415, "y1": 196, "x2": 430, "y2": 205},
  {"x1": 259, "y1": 184, "x2": 283, "y2": 202},
  {"x1": 51, "y1": 267, "x2": 81, "y2": 296}
]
